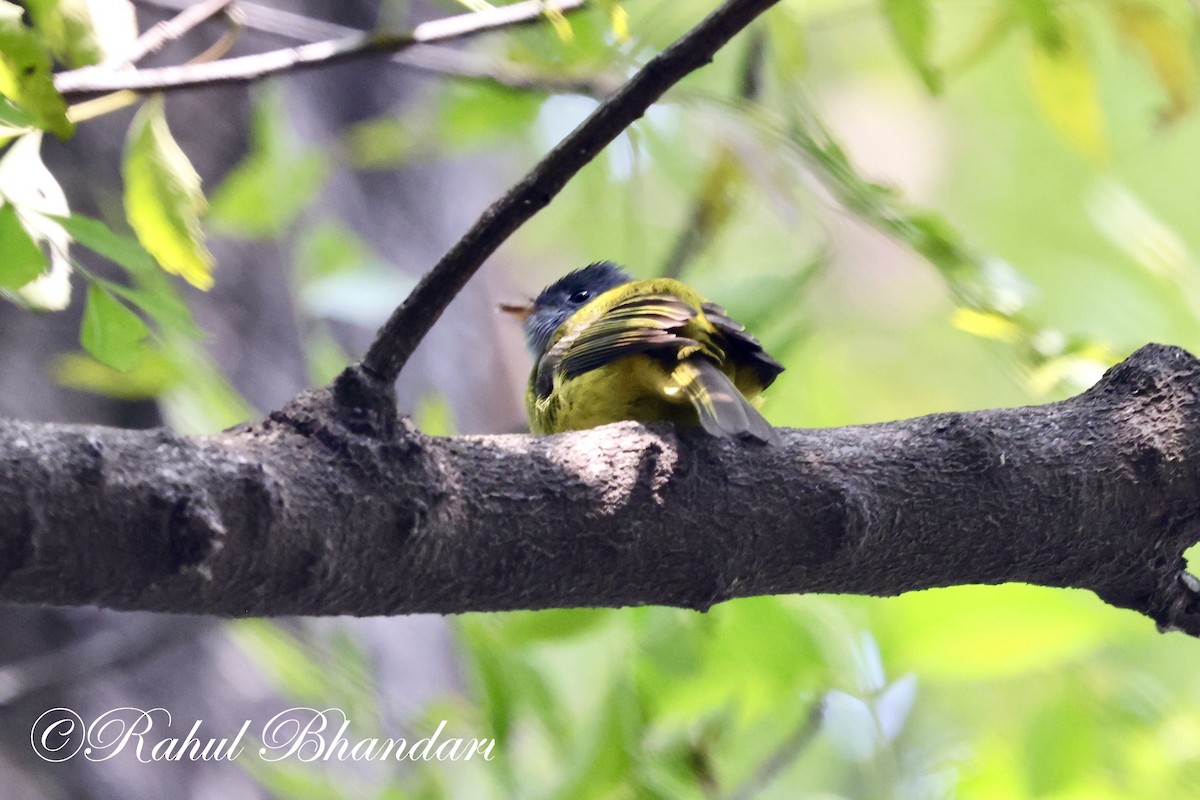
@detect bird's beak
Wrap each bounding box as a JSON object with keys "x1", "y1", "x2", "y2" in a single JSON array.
[{"x1": 498, "y1": 302, "x2": 534, "y2": 322}]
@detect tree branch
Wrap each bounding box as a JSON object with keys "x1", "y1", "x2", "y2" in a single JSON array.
[
  {"x1": 100, "y1": 0, "x2": 237, "y2": 69},
  {"x1": 133, "y1": 0, "x2": 626, "y2": 96},
  {"x1": 361, "y1": 0, "x2": 784, "y2": 383},
  {"x1": 1, "y1": 344, "x2": 1198, "y2": 634},
  {"x1": 53, "y1": 0, "x2": 586, "y2": 98}
]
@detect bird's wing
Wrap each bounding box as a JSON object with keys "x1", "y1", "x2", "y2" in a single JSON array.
[
  {"x1": 701, "y1": 301, "x2": 785, "y2": 390},
  {"x1": 533, "y1": 293, "x2": 702, "y2": 398},
  {"x1": 673, "y1": 359, "x2": 781, "y2": 445}
]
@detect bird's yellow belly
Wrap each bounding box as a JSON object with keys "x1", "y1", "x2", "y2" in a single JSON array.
[
  {"x1": 527, "y1": 353, "x2": 761, "y2": 434},
  {"x1": 529, "y1": 355, "x2": 680, "y2": 433}
]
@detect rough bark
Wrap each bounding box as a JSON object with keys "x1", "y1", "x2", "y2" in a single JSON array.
[{"x1": 0, "y1": 343, "x2": 1198, "y2": 633}]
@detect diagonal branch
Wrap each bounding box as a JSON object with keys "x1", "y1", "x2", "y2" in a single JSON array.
[
  {"x1": 101, "y1": 0, "x2": 238, "y2": 69},
  {"x1": 0, "y1": 345, "x2": 1198, "y2": 636},
  {"x1": 53, "y1": 0, "x2": 586, "y2": 98},
  {"x1": 133, "y1": 0, "x2": 626, "y2": 95},
  {"x1": 362, "y1": 0, "x2": 784, "y2": 383}
]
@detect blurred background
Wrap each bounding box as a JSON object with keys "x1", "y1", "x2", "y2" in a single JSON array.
[{"x1": 3, "y1": 0, "x2": 1200, "y2": 796}]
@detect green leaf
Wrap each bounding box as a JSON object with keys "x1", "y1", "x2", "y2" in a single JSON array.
[
  {"x1": 0, "y1": 97, "x2": 35, "y2": 143},
  {"x1": 57, "y1": 214, "x2": 201, "y2": 337},
  {"x1": 0, "y1": 203, "x2": 47, "y2": 289},
  {"x1": 23, "y1": 0, "x2": 137, "y2": 68},
  {"x1": 0, "y1": 133, "x2": 73, "y2": 309},
  {"x1": 229, "y1": 620, "x2": 337, "y2": 706},
  {"x1": 209, "y1": 87, "x2": 328, "y2": 237},
  {"x1": 57, "y1": 213, "x2": 158, "y2": 276},
  {"x1": 22, "y1": 0, "x2": 119, "y2": 67},
  {"x1": 294, "y1": 219, "x2": 373, "y2": 281},
  {"x1": 880, "y1": 0, "x2": 941, "y2": 92},
  {"x1": 1013, "y1": 0, "x2": 1064, "y2": 50},
  {"x1": 342, "y1": 116, "x2": 418, "y2": 171},
  {"x1": 438, "y1": 82, "x2": 544, "y2": 149},
  {"x1": 1026, "y1": 31, "x2": 1108, "y2": 162},
  {"x1": 123, "y1": 96, "x2": 214, "y2": 289},
  {"x1": 80, "y1": 283, "x2": 149, "y2": 370},
  {"x1": 0, "y1": 1, "x2": 72, "y2": 138}
]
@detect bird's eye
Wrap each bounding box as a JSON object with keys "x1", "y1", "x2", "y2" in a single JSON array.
[{"x1": 568, "y1": 289, "x2": 591, "y2": 304}]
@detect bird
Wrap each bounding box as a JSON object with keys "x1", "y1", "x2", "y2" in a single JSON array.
[{"x1": 500, "y1": 261, "x2": 784, "y2": 444}]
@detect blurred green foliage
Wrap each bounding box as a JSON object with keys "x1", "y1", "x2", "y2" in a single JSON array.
[{"x1": 6, "y1": 0, "x2": 1200, "y2": 797}]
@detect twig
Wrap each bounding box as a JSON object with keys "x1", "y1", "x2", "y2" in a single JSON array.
[
  {"x1": 131, "y1": 0, "x2": 624, "y2": 97},
  {"x1": 725, "y1": 700, "x2": 824, "y2": 800},
  {"x1": 54, "y1": 0, "x2": 587, "y2": 98},
  {"x1": 192, "y1": 4, "x2": 247, "y2": 63},
  {"x1": 362, "y1": 0, "x2": 785, "y2": 382},
  {"x1": 395, "y1": 45, "x2": 625, "y2": 96},
  {"x1": 67, "y1": 4, "x2": 249, "y2": 123},
  {"x1": 100, "y1": 0, "x2": 237, "y2": 69}
]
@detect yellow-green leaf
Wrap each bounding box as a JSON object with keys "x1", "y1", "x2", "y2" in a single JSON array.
[
  {"x1": 81, "y1": 283, "x2": 149, "y2": 371},
  {"x1": 0, "y1": 1, "x2": 72, "y2": 138},
  {"x1": 1013, "y1": 0, "x2": 1064, "y2": 49},
  {"x1": 881, "y1": 0, "x2": 941, "y2": 92},
  {"x1": 53, "y1": 349, "x2": 182, "y2": 400},
  {"x1": 545, "y1": 4, "x2": 574, "y2": 43},
  {"x1": 26, "y1": 0, "x2": 138, "y2": 67},
  {"x1": 1113, "y1": 1, "x2": 1199, "y2": 125},
  {"x1": 609, "y1": 3, "x2": 629, "y2": 42},
  {"x1": 950, "y1": 308, "x2": 1021, "y2": 342},
  {"x1": 0, "y1": 202, "x2": 47, "y2": 289},
  {"x1": 123, "y1": 97, "x2": 214, "y2": 289},
  {"x1": 1026, "y1": 33, "x2": 1108, "y2": 162}
]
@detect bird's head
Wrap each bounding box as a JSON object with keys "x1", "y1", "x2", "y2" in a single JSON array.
[{"x1": 500, "y1": 261, "x2": 633, "y2": 359}]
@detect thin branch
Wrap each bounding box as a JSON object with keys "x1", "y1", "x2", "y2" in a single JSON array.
[
  {"x1": 191, "y1": 5, "x2": 247, "y2": 64},
  {"x1": 362, "y1": 0, "x2": 785, "y2": 383},
  {"x1": 394, "y1": 45, "x2": 625, "y2": 96},
  {"x1": 725, "y1": 700, "x2": 823, "y2": 800},
  {"x1": 100, "y1": 0, "x2": 237, "y2": 69},
  {"x1": 134, "y1": 0, "x2": 354, "y2": 41},
  {"x1": 53, "y1": 0, "x2": 587, "y2": 98},
  {"x1": 132, "y1": 0, "x2": 625, "y2": 96}
]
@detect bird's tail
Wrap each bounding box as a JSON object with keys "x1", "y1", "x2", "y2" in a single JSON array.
[{"x1": 673, "y1": 359, "x2": 781, "y2": 445}]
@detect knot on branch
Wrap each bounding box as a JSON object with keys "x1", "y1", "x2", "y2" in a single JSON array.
[
  {"x1": 267, "y1": 362, "x2": 399, "y2": 442},
  {"x1": 1152, "y1": 571, "x2": 1200, "y2": 636},
  {"x1": 1090, "y1": 343, "x2": 1200, "y2": 403},
  {"x1": 332, "y1": 363, "x2": 399, "y2": 437},
  {"x1": 163, "y1": 494, "x2": 226, "y2": 579}
]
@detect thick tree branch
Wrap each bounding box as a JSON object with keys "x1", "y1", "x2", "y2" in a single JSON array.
[
  {"x1": 361, "y1": 0, "x2": 784, "y2": 383},
  {"x1": 53, "y1": 0, "x2": 586, "y2": 98},
  {"x1": 0, "y1": 344, "x2": 1198, "y2": 634}
]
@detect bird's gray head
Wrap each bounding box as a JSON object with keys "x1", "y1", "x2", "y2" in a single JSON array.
[{"x1": 506, "y1": 262, "x2": 633, "y2": 359}]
